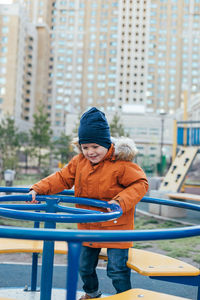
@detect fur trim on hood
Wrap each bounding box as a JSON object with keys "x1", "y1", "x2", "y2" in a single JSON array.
[
  {"x1": 71, "y1": 137, "x2": 138, "y2": 161},
  {"x1": 111, "y1": 137, "x2": 138, "y2": 161}
]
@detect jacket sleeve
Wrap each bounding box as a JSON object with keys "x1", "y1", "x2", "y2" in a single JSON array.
[
  {"x1": 113, "y1": 162, "x2": 148, "y2": 213},
  {"x1": 31, "y1": 155, "x2": 79, "y2": 195}
]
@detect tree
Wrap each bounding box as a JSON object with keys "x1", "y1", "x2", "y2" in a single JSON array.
[
  {"x1": 30, "y1": 105, "x2": 53, "y2": 171},
  {"x1": 53, "y1": 132, "x2": 75, "y2": 166},
  {"x1": 18, "y1": 131, "x2": 31, "y2": 173},
  {"x1": 72, "y1": 113, "x2": 81, "y2": 136},
  {"x1": 0, "y1": 116, "x2": 21, "y2": 175},
  {"x1": 109, "y1": 114, "x2": 129, "y2": 137}
]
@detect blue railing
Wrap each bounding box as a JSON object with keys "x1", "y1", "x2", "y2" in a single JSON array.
[{"x1": 0, "y1": 187, "x2": 200, "y2": 300}]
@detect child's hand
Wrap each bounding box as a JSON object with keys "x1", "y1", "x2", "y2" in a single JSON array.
[
  {"x1": 28, "y1": 190, "x2": 38, "y2": 204},
  {"x1": 107, "y1": 200, "x2": 120, "y2": 212}
]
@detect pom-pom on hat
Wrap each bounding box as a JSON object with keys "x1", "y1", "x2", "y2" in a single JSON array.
[{"x1": 78, "y1": 107, "x2": 111, "y2": 149}]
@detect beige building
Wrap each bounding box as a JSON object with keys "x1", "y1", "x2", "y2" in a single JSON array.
[
  {"x1": 147, "y1": 0, "x2": 200, "y2": 114},
  {"x1": 48, "y1": 0, "x2": 152, "y2": 135},
  {"x1": 48, "y1": 0, "x2": 123, "y2": 136},
  {"x1": 115, "y1": 0, "x2": 150, "y2": 115},
  {"x1": 0, "y1": 1, "x2": 52, "y2": 131},
  {"x1": 0, "y1": 3, "x2": 25, "y2": 120}
]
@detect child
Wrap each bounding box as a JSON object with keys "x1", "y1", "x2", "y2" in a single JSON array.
[{"x1": 29, "y1": 107, "x2": 148, "y2": 299}]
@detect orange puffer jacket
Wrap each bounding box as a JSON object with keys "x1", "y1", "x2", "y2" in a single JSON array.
[{"x1": 31, "y1": 138, "x2": 148, "y2": 248}]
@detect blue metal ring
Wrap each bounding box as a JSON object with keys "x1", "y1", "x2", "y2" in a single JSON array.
[
  {"x1": 0, "y1": 224, "x2": 199, "y2": 242},
  {"x1": 0, "y1": 193, "x2": 122, "y2": 223}
]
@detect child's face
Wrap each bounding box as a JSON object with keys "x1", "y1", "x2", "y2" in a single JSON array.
[{"x1": 81, "y1": 143, "x2": 108, "y2": 164}]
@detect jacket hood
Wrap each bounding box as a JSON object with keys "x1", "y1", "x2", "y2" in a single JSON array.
[
  {"x1": 112, "y1": 137, "x2": 138, "y2": 161},
  {"x1": 71, "y1": 136, "x2": 138, "y2": 162}
]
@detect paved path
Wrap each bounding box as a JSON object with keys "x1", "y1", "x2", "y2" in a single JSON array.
[{"x1": 0, "y1": 263, "x2": 198, "y2": 299}]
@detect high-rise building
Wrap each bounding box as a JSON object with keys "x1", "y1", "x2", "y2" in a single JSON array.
[
  {"x1": 0, "y1": 0, "x2": 53, "y2": 131},
  {"x1": 147, "y1": 0, "x2": 200, "y2": 114},
  {"x1": 0, "y1": 0, "x2": 199, "y2": 136},
  {"x1": 115, "y1": 0, "x2": 150, "y2": 115},
  {"x1": 48, "y1": 0, "x2": 123, "y2": 135},
  {"x1": 0, "y1": 3, "x2": 31, "y2": 124}
]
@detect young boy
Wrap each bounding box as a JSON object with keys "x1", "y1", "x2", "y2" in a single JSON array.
[{"x1": 29, "y1": 107, "x2": 148, "y2": 299}]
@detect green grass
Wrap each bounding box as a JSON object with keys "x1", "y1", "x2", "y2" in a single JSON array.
[
  {"x1": 0, "y1": 173, "x2": 42, "y2": 187},
  {"x1": 134, "y1": 215, "x2": 200, "y2": 264}
]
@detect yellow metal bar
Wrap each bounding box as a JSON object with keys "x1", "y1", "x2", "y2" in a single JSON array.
[{"x1": 183, "y1": 91, "x2": 188, "y2": 146}]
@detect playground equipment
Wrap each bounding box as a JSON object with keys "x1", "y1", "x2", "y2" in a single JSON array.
[
  {"x1": 0, "y1": 187, "x2": 122, "y2": 300},
  {"x1": 160, "y1": 120, "x2": 200, "y2": 193},
  {"x1": 0, "y1": 187, "x2": 199, "y2": 300}
]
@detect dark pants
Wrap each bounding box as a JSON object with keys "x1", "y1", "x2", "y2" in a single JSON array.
[{"x1": 79, "y1": 246, "x2": 131, "y2": 297}]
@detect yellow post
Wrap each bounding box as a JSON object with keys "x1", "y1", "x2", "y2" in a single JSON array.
[
  {"x1": 172, "y1": 119, "x2": 177, "y2": 162},
  {"x1": 183, "y1": 90, "x2": 188, "y2": 146}
]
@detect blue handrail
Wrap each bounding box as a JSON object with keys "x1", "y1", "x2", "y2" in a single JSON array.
[
  {"x1": 0, "y1": 224, "x2": 200, "y2": 243},
  {"x1": 0, "y1": 194, "x2": 122, "y2": 223},
  {"x1": 0, "y1": 224, "x2": 200, "y2": 300}
]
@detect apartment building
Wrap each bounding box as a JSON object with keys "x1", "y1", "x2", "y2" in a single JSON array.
[
  {"x1": 147, "y1": 0, "x2": 200, "y2": 114},
  {"x1": 48, "y1": 0, "x2": 123, "y2": 136},
  {"x1": 115, "y1": 0, "x2": 150, "y2": 115},
  {"x1": 0, "y1": 1, "x2": 52, "y2": 130},
  {"x1": 0, "y1": 0, "x2": 199, "y2": 160},
  {"x1": 0, "y1": 3, "x2": 28, "y2": 123}
]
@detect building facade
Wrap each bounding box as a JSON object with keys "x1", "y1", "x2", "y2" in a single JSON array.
[
  {"x1": 0, "y1": 0, "x2": 200, "y2": 162},
  {"x1": 147, "y1": 0, "x2": 200, "y2": 114}
]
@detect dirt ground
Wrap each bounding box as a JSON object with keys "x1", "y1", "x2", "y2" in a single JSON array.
[
  {"x1": 0, "y1": 252, "x2": 110, "y2": 270},
  {"x1": 0, "y1": 247, "x2": 199, "y2": 269},
  {"x1": 0, "y1": 252, "x2": 67, "y2": 265}
]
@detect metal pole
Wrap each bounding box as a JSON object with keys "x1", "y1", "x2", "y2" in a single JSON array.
[
  {"x1": 66, "y1": 242, "x2": 82, "y2": 300},
  {"x1": 31, "y1": 219, "x2": 40, "y2": 291},
  {"x1": 183, "y1": 91, "x2": 188, "y2": 146},
  {"x1": 40, "y1": 238, "x2": 55, "y2": 300},
  {"x1": 40, "y1": 198, "x2": 57, "y2": 300},
  {"x1": 31, "y1": 253, "x2": 39, "y2": 291}
]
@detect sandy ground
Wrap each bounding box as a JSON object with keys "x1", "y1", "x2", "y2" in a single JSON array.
[
  {"x1": 0, "y1": 252, "x2": 67, "y2": 265},
  {"x1": 0, "y1": 252, "x2": 109, "y2": 269},
  {"x1": 0, "y1": 247, "x2": 199, "y2": 268}
]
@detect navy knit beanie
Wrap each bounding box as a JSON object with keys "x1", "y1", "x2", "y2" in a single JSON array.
[{"x1": 78, "y1": 107, "x2": 111, "y2": 149}]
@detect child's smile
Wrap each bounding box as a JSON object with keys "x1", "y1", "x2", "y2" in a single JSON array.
[{"x1": 81, "y1": 143, "x2": 108, "y2": 164}]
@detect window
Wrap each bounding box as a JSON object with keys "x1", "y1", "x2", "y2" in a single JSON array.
[
  {"x1": 97, "y1": 82, "x2": 105, "y2": 88},
  {"x1": 90, "y1": 18, "x2": 96, "y2": 24},
  {"x1": 88, "y1": 90, "x2": 93, "y2": 95},
  {"x1": 88, "y1": 74, "x2": 94, "y2": 80},
  {"x1": 2, "y1": 27, "x2": 8, "y2": 34},
  {"x1": 61, "y1": 9, "x2": 67, "y2": 14},
  {"x1": 0, "y1": 67, "x2": 6, "y2": 74},
  {"x1": 1, "y1": 37, "x2": 8, "y2": 43},
  {"x1": 0, "y1": 57, "x2": 7, "y2": 63},
  {"x1": 87, "y1": 82, "x2": 93, "y2": 88},
  {"x1": 0, "y1": 87, "x2": 5, "y2": 95},
  {"x1": 1, "y1": 47, "x2": 8, "y2": 53},
  {"x1": 88, "y1": 58, "x2": 94, "y2": 63},
  {"x1": 3, "y1": 16, "x2": 9, "y2": 22}
]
